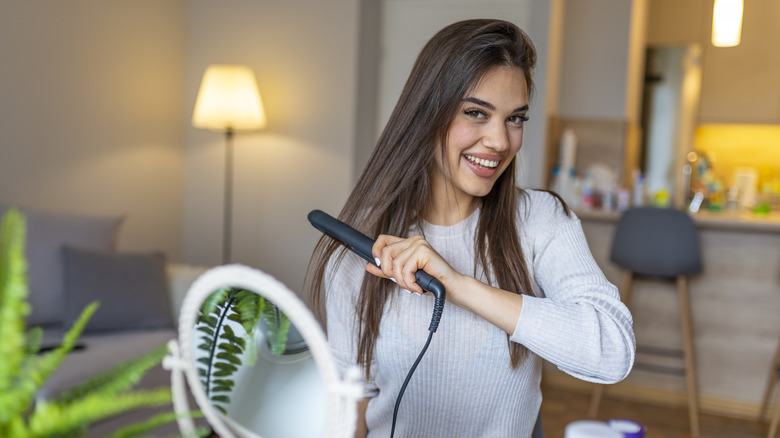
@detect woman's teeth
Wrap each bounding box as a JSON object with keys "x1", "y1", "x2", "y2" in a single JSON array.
[{"x1": 465, "y1": 155, "x2": 499, "y2": 169}]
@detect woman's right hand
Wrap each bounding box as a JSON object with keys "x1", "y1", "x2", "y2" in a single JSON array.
[{"x1": 366, "y1": 234, "x2": 461, "y2": 296}]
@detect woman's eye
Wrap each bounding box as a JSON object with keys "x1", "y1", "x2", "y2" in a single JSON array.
[
  {"x1": 464, "y1": 109, "x2": 486, "y2": 119},
  {"x1": 508, "y1": 114, "x2": 529, "y2": 125}
]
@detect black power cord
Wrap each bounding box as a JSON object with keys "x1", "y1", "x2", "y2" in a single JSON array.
[
  {"x1": 307, "y1": 210, "x2": 447, "y2": 438},
  {"x1": 390, "y1": 296, "x2": 444, "y2": 438}
]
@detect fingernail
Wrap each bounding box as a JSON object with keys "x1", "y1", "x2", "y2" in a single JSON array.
[
  {"x1": 389, "y1": 277, "x2": 396, "y2": 283},
  {"x1": 374, "y1": 257, "x2": 381, "y2": 267}
]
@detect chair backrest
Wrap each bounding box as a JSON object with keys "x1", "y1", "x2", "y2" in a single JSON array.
[{"x1": 610, "y1": 207, "x2": 702, "y2": 278}]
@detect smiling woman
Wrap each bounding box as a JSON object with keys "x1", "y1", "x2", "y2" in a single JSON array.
[{"x1": 307, "y1": 19, "x2": 635, "y2": 438}]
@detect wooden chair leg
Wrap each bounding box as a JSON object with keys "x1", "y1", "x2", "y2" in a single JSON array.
[
  {"x1": 589, "y1": 384, "x2": 604, "y2": 418},
  {"x1": 770, "y1": 394, "x2": 780, "y2": 438},
  {"x1": 618, "y1": 271, "x2": 634, "y2": 304},
  {"x1": 588, "y1": 272, "x2": 633, "y2": 418},
  {"x1": 678, "y1": 276, "x2": 700, "y2": 438},
  {"x1": 760, "y1": 340, "x2": 780, "y2": 421}
]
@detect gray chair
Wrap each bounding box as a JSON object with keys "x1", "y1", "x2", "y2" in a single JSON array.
[{"x1": 588, "y1": 207, "x2": 702, "y2": 437}]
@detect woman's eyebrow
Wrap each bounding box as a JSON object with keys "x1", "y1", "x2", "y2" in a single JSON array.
[
  {"x1": 462, "y1": 97, "x2": 495, "y2": 110},
  {"x1": 461, "y1": 97, "x2": 529, "y2": 113}
]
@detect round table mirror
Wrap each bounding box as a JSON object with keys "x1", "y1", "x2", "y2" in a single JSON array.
[{"x1": 164, "y1": 264, "x2": 362, "y2": 438}]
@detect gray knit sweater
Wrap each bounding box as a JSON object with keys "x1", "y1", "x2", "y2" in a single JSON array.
[{"x1": 325, "y1": 190, "x2": 635, "y2": 437}]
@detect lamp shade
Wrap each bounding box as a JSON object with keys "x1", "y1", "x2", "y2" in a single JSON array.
[
  {"x1": 711, "y1": 0, "x2": 743, "y2": 47},
  {"x1": 192, "y1": 65, "x2": 267, "y2": 131}
]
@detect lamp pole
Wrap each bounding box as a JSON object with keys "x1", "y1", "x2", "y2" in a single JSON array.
[
  {"x1": 191, "y1": 65, "x2": 266, "y2": 265},
  {"x1": 223, "y1": 127, "x2": 234, "y2": 264}
]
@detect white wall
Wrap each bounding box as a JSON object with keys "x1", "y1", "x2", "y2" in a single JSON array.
[
  {"x1": 0, "y1": 1, "x2": 188, "y2": 259},
  {"x1": 183, "y1": 1, "x2": 360, "y2": 293},
  {"x1": 557, "y1": 0, "x2": 640, "y2": 120}
]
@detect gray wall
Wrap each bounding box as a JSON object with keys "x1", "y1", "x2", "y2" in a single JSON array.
[
  {"x1": 0, "y1": 1, "x2": 187, "y2": 259},
  {"x1": 557, "y1": 0, "x2": 646, "y2": 122},
  {"x1": 182, "y1": 1, "x2": 361, "y2": 293}
]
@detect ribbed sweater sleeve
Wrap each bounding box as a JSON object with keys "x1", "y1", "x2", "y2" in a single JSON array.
[{"x1": 510, "y1": 192, "x2": 635, "y2": 383}]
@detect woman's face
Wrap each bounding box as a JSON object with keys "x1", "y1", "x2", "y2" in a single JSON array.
[{"x1": 432, "y1": 66, "x2": 529, "y2": 210}]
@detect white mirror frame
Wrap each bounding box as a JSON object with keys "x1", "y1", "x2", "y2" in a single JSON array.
[{"x1": 163, "y1": 264, "x2": 363, "y2": 438}]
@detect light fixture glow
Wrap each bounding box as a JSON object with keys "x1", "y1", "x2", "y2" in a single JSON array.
[
  {"x1": 711, "y1": 0, "x2": 743, "y2": 47},
  {"x1": 192, "y1": 65, "x2": 267, "y2": 131}
]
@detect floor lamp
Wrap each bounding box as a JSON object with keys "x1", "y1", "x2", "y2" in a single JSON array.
[{"x1": 192, "y1": 65, "x2": 267, "y2": 264}]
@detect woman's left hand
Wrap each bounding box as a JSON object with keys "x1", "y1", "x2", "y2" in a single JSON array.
[{"x1": 367, "y1": 234, "x2": 461, "y2": 295}]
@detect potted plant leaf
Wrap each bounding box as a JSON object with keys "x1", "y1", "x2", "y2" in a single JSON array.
[{"x1": 0, "y1": 208, "x2": 206, "y2": 438}]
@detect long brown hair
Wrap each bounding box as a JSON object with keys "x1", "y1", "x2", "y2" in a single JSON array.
[{"x1": 308, "y1": 19, "x2": 540, "y2": 378}]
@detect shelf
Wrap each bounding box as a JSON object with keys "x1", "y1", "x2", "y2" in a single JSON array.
[{"x1": 575, "y1": 208, "x2": 780, "y2": 233}]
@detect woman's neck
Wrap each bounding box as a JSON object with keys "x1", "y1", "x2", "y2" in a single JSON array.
[{"x1": 425, "y1": 188, "x2": 480, "y2": 226}]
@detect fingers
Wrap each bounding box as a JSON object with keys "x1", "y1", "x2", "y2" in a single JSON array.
[{"x1": 369, "y1": 234, "x2": 436, "y2": 295}]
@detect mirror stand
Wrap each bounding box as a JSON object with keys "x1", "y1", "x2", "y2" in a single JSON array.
[{"x1": 163, "y1": 264, "x2": 363, "y2": 438}]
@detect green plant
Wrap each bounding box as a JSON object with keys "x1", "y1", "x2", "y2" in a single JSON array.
[
  {"x1": 0, "y1": 208, "x2": 204, "y2": 438},
  {"x1": 195, "y1": 287, "x2": 291, "y2": 413}
]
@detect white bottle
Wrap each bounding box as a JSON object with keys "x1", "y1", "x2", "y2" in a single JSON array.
[
  {"x1": 565, "y1": 420, "x2": 622, "y2": 438},
  {"x1": 633, "y1": 172, "x2": 646, "y2": 207}
]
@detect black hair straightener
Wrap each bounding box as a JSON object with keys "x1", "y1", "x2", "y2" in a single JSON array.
[
  {"x1": 307, "y1": 209, "x2": 445, "y2": 331},
  {"x1": 307, "y1": 209, "x2": 445, "y2": 437}
]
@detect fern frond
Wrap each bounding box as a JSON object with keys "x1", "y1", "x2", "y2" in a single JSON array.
[
  {"x1": 232, "y1": 290, "x2": 263, "y2": 333},
  {"x1": 214, "y1": 342, "x2": 241, "y2": 355},
  {"x1": 14, "y1": 301, "x2": 98, "y2": 403},
  {"x1": 231, "y1": 291, "x2": 264, "y2": 366},
  {"x1": 262, "y1": 302, "x2": 291, "y2": 356},
  {"x1": 195, "y1": 289, "x2": 239, "y2": 413},
  {"x1": 24, "y1": 326, "x2": 43, "y2": 355},
  {"x1": 196, "y1": 325, "x2": 215, "y2": 338},
  {"x1": 0, "y1": 302, "x2": 97, "y2": 428},
  {"x1": 198, "y1": 288, "x2": 230, "y2": 322},
  {"x1": 104, "y1": 410, "x2": 204, "y2": 438},
  {"x1": 0, "y1": 209, "x2": 30, "y2": 397},
  {"x1": 16, "y1": 327, "x2": 43, "y2": 387},
  {"x1": 28, "y1": 388, "x2": 172, "y2": 437},
  {"x1": 0, "y1": 210, "x2": 178, "y2": 437},
  {"x1": 215, "y1": 351, "x2": 242, "y2": 366},
  {"x1": 193, "y1": 287, "x2": 293, "y2": 416},
  {"x1": 219, "y1": 324, "x2": 245, "y2": 348},
  {"x1": 57, "y1": 343, "x2": 168, "y2": 404}
]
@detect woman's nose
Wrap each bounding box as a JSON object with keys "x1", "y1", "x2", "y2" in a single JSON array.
[{"x1": 482, "y1": 121, "x2": 510, "y2": 151}]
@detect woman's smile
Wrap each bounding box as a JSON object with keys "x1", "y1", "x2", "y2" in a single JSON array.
[{"x1": 464, "y1": 153, "x2": 502, "y2": 177}]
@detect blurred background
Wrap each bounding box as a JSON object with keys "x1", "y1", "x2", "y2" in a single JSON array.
[{"x1": 2, "y1": 0, "x2": 780, "y2": 432}]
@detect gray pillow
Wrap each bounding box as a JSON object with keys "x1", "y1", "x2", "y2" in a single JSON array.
[
  {"x1": 62, "y1": 246, "x2": 173, "y2": 333},
  {"x1": 0, "y1": 205, "x2": 123, "y2": 327}
]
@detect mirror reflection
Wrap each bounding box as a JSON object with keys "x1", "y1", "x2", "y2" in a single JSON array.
[
  {"x1": 639, "y1": 44, "x2": 702, "y2": 208},
  {"x1": 190, "y1": 287, "x2": 327, "y2": 438}
]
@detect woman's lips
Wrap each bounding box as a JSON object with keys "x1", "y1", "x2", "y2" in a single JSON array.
[
  {"x1": 464, "y1": 154, "x2": 500, "y2": 178},
  {"x1": 465, "y1": 154, "x2": 499, "y2": 168}
]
